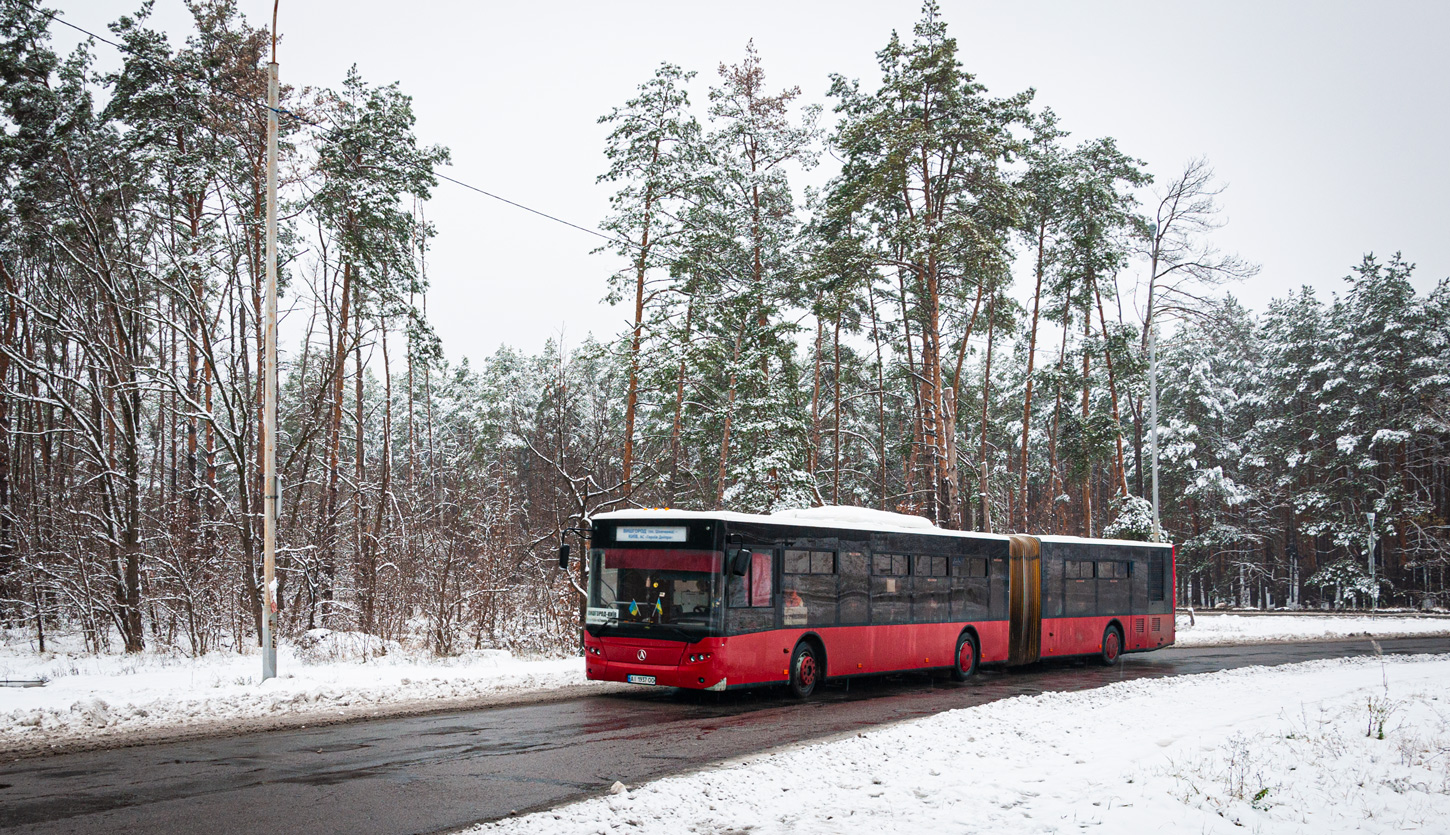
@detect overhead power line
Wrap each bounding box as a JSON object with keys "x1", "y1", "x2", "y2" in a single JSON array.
[
  {"x1": 17, "y1": 0, "x2": 640, "y2": 252},
  {"x1": 432, "y1": 172, "x2": 627, "y2": 246}
]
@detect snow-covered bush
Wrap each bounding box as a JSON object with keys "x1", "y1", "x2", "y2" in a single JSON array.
[
  {"x1": 1104, "y1": 494, "x2": 1157, "y2": 541},
  {"x1": 294, "y1": 629, "x2": 402, "y2": 663}
]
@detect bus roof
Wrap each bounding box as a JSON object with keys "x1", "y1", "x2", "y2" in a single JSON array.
[
  {"x1": 1035, "y1": 534, "x2": 1173, "y2": 549},
  {"x1": 592, "y1": 506, "x2": 1016, "y2": 541},
  {"x1": 592, "y1": 507, "x2": 1173, "y2": 548}
]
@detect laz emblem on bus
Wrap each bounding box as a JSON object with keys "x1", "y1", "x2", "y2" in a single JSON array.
[{"x1": 637, "y1": 649, "x2": 647, "y2": 661}]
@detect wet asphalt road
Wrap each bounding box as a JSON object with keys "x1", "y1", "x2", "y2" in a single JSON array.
[{"x1": 2, "y1": 636, "x2": 1446, "y2": 834}]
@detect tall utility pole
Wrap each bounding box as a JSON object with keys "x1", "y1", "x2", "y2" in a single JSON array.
[{"x1": 261, "y1": 7, "x2": 280, "y2": 682}]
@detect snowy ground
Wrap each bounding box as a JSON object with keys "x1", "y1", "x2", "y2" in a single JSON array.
[
  {"x1": 3, "y1": 615, "x2": 1446, "y2": 757},
  {"x1": 0, "y1": 629, "x2": 606, "y2": 756},
  {"x1": 1175, "y1": 612, "x2": 1450, "y2": 647},
  {"x1": 473, "y1": 653, "x2": 1450, "y2": 835}
]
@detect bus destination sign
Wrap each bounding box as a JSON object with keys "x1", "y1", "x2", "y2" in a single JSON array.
[
  {"x1": 616, "y1": 526, "x2": 688, "y2": 543},
  {"x1": 585, "y1": 607, "x2": 618, "y2": 625}
]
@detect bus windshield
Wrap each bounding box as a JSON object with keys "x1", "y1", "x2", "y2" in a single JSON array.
[{"x1": 588, "y1": 548, "x2": 722, "y2": 632}]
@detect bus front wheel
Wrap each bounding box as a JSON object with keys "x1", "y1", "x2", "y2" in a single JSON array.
[
  {"x1": 788, "y1": 642, "x2": 819, "y2": 699},
  {"x1": 951, "y1": 633, "x2": 978, "y2": 681},
  {"x1": 1100, "y1": 625, "x2": 1123, "y2": 666}
]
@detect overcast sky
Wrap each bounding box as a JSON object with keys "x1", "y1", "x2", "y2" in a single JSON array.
[{"x1": 57, "y1": 0, "x2": 1450, "y2": 364}]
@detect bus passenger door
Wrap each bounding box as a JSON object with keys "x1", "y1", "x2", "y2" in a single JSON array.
[{"x1": 1007, "y1": 535, "x2": 1041, "y2": 666}]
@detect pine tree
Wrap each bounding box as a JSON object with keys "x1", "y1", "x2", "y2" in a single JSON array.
[
  {"x1": 827, "y1": 1, "x2": 1029, "y2": 526},
  {"x1": 1053, "y1": 136, "x2": 1150, "y2": 533},
  {"x1": 596, "y1": 64, "x2": 702, "y2": 494},
  {"x1": 311, "y1": 66, "x2": 448, "y2": 625},
  {"x1": 693, "y1": 41, "x2": 820, "y2": 511}
]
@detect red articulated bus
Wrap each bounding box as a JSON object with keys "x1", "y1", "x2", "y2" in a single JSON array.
[{"x1": 581, "y1": 506, "x2": 1175, "y2": 698}]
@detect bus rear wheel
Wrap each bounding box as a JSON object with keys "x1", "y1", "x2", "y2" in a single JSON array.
[
  {"x1": 951, "y1": 633, "x2": 978, "y2": 682},
  {"x1": 1100, "y1": 625, "x2": 1123, "y2": 666},
  {"x1": 788, "y1": 642, "x2": 819, "y2": 699}
]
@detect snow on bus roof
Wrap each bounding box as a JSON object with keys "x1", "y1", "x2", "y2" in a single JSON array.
[
  {"x1": 1035, "y1": 534, "x2": 1173, "y2": 549},
  {"x1": 593, "y1": 506, "x2": 1014, "y2": 541},
  {"x1": 592, "y1": 508, "x2": 1173, "y2": 547}
]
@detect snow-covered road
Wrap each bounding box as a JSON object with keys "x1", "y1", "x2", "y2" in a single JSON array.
[
  {"x1": 472, "y1": 653, "x2": 1450, "y2": 835},
  {"x1": 0, "y1": 630, "x2": 607, "y2": 755},
  {"x1": 3, "y1": 615, "x2": 1447, "y2": 756}
]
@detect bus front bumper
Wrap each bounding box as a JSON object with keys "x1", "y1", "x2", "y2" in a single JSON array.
[
  {"x1": 586, "y1": 661, "x2": 728, "y2": 691},
  {"x1": 584, "y1": 638, "x2": 727, "y2": 690}
]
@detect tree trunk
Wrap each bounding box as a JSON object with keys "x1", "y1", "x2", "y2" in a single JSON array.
[
  {"x1": 364, "y1": 317, "x2": 393, "y2": 634},
  {"x1": 353, "y1": 281, "x2": 366, "y2": 627},
  {"x1": 896, "y1": 267, "x2": 924, "y2": 514},
  {"x1": 667, "y1": 302, "x2": 692, "y2": 506},
  {"x1": 1080, "y1": 299, "x2": 1093, "y2": 537},
  {"x1": 0, "y1": 259, "x2": 20, "y2": 570},
  {"x1": 809, "y1": 317, "x2": 823, "y2": 483},
  {"x1": 867, "y1": 282, "x2": 888, "y2": 511},
  {"x1": 1093, "y1": 275, "x2": 1130, "y2": 498},
  {"x1": 716, "y1": 319, "x2": 746, "y2": 507},
  {"x1": 321, "y1": 252, "x2": 354, "y2": 625},
  {"x1": 1047, "y1": 296, "x2": 1071, "y2": 534},
  {"x1": 621, "y1": 166, "x2": 658, "y2": 492},
  {"x1": 977, "y1": 289, "x2": 996, "y2": 533},
  {"x1": 1018, "y1": 220, "x2": 1047, "y2": 532},
  {"x1": 832, "y1": 311, "x2": 843, "y2": 505}
]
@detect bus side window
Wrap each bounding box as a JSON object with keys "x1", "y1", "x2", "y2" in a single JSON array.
[
  {"x1": 1099, "y1": 561, "x2": 1127, "y2": 579},
  {"x1": 750, "y1": 551, "x2": 773, "y2": 607},
  {"x1": 783, "y1": 550, "x2": 837, "y2": 626},
  {"x1": 1064, "y1": 559, "x2": 1094, "y2": 616},
  {"x1": 873, "y1": 554, "x2": 892, "y2": 576},
  {"x1": 839, "y1": 551, "x2": 869, "y2": 624},
  {"x1": 728, "y1": 548, "x2": 774, "y2": 608},
  {"x1": 913, "y1": 555, "x2": 948, "y2": 622},
  {"x1": 870, "y1": 554, "x2": 910, "y2": 624},
  {"x1": 728, "y1": 561, "x2": 747, "y2": 607}
]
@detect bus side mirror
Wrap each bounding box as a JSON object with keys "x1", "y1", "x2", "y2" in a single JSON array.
[
  {"x1": 730, "y1": 548, "x2": 752, "y2": 577},
  {"x1": 558, "y1": 544, "x2": 571, "y2": 570}
]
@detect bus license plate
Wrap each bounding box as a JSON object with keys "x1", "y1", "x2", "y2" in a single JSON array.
[{"x1": 627, "y1": 675, "x2": 657, "y2": 685}]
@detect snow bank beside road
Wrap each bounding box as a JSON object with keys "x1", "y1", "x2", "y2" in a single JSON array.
[
  {"x1": 1175, "y1": 612, "x2": 1450, "y2": 646},
  {"x1": 0, "y1": 633, "x2": 600, "y2": 755},
  {"x1": 476, "y1": 654, "x2": 1450, "y2": 835},
  {"x1": 4, "y1": 615, "x2": 1446, "y2": 757}
]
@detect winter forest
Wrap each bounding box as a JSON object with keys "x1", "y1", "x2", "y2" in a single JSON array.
[{"x1": 2, "y1": 1, "x2": 1447, "y2": 658}]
